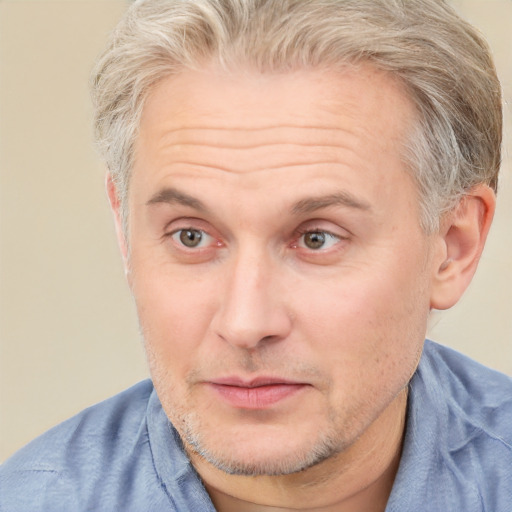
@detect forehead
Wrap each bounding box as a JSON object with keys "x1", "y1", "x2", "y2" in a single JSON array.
[
  {"x1": 146, "y1": 62, "x2": 406, "y2": 116},
  {"x1": 131, "y1": 63, "x2": 418, "y2": 217},
  {"x1": 136, "y1": 63, "x2": 415, "y2": 158}
]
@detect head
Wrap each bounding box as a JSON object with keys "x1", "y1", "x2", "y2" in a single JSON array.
[{"x1": 91, "y1": 0, "x2": 501, "y2": 484}]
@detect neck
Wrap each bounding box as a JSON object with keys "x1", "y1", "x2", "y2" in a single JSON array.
[{"x1": 190, "y1": 388, "x2": 408, "y2": 512}]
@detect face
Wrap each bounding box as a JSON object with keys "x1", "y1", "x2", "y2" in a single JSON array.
[{"x1": 125, "y1": 64, "x2": 435, "y2": 476}]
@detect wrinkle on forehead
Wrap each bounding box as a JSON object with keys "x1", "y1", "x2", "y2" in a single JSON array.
[
  {"x1": 155, "y1": 124, "x2": 361, "y2": 148},
  {"x1": 133, "y1": 64, "x2": 415, "y2": 180},
  {"x1": 154, "y1": 160, "x2": 355, "y2": 176},
  {"x1": 152, "y1": 126, "x2": 367, "y2": 172},
  {"x1": 153, "y1": 135, "x2": 366, "y2": 176},
  {"x1": 145, "y1": 125, "x2": 392, "y2": 178}
]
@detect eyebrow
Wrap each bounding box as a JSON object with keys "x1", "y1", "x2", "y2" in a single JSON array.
[
  {"x1": 146, "y1": 187, "x2": 209, "y2": 212},
  {"x1": 291, "y1": 192, "x2": 372, "y2": 215},
  {"x1": 147, "y1": 187, "x2": 371, "y2": 216}
]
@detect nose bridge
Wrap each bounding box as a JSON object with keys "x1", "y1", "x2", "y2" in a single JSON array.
[{"x1": 213, "y1": 242, "x2": 290, "y2": 349}]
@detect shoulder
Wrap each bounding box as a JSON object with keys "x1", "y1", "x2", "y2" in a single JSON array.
[
  {"x1": 420, "y1": 339, "x2": 512, "y2": 425},
  {"x1": 2, "y1": 379, "x2": 154, "y2": 471},
  {"x1": 389, "y1": 341, "x2": 512, "y2": 511},
  {"x1": 415, "y1": 341, "x2": 512, "y2": 508},
  {"x1": 0, "y1": 380, "x2": 162, "y2": 511},
  {"x1": 419, "y1": 340, "x2": 512, "y2": 440}
]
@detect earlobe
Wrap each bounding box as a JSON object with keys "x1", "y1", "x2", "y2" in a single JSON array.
[
  {"x1": 430, "y1": 184, "x2": 496, "y2": 310},
  {"x1": 106, "y1": 173, "x2": 130, "y2": 272}
]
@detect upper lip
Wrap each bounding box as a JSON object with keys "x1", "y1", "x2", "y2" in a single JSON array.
[{"x1": 208, "y1": 376, "x2": 305, "y2": 388}]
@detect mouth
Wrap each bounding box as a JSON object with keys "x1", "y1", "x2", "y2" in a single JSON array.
[{"x1": 206, "y1": 377, "x2": 309, "y2": 409}]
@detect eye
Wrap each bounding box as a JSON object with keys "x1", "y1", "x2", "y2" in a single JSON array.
[
  {"x1": 298, "y1": 230, "x2": 341, "y2": 250},
  {"x1": 170, "y1": 228, "x2": 213, "y2": 249}
]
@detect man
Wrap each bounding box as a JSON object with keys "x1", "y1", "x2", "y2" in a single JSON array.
[{"x1": 1, "y1": 0, "x2": 510, "y2": 510}]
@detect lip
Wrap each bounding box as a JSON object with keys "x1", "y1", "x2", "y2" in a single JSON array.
[{"x1": 206, "y1": 376, "x2": 308, "y2": 409}]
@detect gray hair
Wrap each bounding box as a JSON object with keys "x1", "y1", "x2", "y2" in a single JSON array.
[{"x1": 91, "y1": 0, "x2": 502, "y2": 233}]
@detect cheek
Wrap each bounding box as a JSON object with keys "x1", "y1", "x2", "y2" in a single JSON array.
[
  {"x1": 294, "y1": 257, "x2": 430, "y2": 385},
  {"x1": 130, "y1": 259, "x2": 219, "y2": 375}
]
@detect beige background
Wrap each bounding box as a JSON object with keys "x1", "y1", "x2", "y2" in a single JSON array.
[{"x1": 0, "y1": 0, "x2": 511, "y2": 462}]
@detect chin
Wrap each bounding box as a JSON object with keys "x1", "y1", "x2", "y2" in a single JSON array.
[{"x1": 181, "y1": 419, "x2": 345, "y2": 476}]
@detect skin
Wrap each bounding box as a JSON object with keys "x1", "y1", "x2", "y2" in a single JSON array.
[{"x1": 109, "y1": 63, "x2": 495, "y2": 511}]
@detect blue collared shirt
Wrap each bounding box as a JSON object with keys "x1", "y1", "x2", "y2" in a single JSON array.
[{"x1": 1, "y1": 340, "x2": 511, "y2": 511}]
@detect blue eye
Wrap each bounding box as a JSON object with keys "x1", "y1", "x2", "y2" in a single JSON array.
[
  {"x1": 171, "y1": 229, "x2": 213, "y2": 248},
  {"x1": 299, "y1": 231, "x2": 340, "y2": 250}
]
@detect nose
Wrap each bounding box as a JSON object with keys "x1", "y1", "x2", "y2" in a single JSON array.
[{"x1": 211, "y1": 249, "x2": 292, "y2": 350}]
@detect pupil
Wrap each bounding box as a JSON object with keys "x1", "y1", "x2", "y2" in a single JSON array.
[
  {"x1": 305, "y1": 232, "x2": 325, "y2": 249},
  {"x1": 180, "y1": 229, "x2": 202, "y2": 247}
]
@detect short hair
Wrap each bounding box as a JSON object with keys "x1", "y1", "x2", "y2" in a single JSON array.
[{"x1": 91, "y1": 0, "x2": 502, "y2": 233}]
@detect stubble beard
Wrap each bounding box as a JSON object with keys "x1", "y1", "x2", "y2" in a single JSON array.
[
  {"x1": 174, "y1": 406, "x2": 348, "y2": 477},
  {"x1": 143, "y1": 331, "x2": 377, "y2": 478}
]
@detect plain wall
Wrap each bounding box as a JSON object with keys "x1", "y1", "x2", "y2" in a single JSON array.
[{"x1": 1, "y1": 0, "x2": 511, "y2": 462}]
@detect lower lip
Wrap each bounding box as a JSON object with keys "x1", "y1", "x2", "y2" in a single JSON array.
[{"x1": 208, "y1": 383, "x2": 307, "y2": 409}]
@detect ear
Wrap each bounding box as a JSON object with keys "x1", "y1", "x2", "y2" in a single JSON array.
[
  {"x1": 430, "y1": 184, "x2": 496, "y2": 310},
  {"x1": 106, "y1": 173, "x2": 129, "y2": 272}
]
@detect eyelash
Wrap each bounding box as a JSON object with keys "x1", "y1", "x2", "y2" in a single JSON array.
[
  {"x1": 168, "y1": 228, "x2": 218, "y2": 249},
  {"x1": 292, "y1": 228, "x2": 346, "y2": 251},
  {"x1": 166, "y1": 226, "x2": 346, "y2": 253}
]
